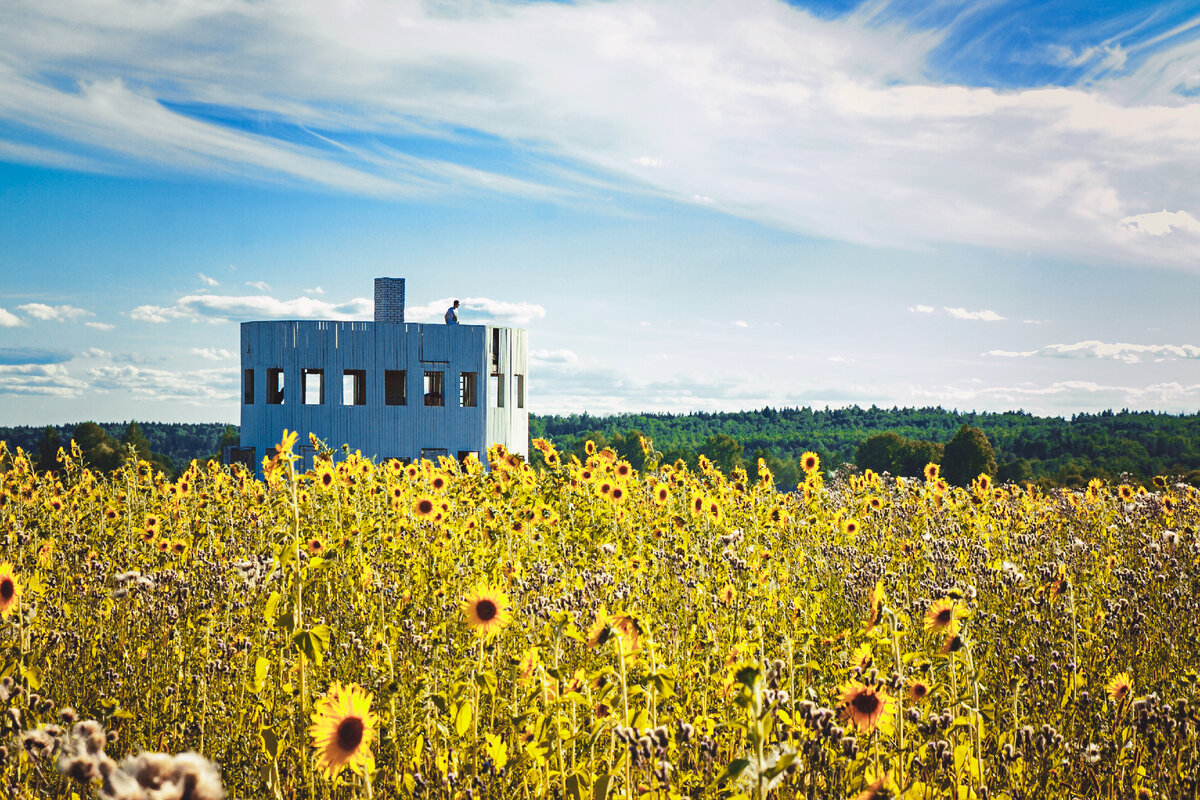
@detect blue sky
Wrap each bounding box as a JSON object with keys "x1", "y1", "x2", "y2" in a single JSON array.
[{"x1": 2, "y1": 0, "x2": 1200, "y2": 425}]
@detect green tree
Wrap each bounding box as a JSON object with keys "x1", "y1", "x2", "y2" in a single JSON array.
[
  {"x1": 72, "y1": 422, "x2": 124, "y2": 472},
  {"x1": 699, "y1": 433, "x2": 744, "y2": 474},
  {"x1": 942, "y1": 424, "x2": 997, "y2": 487},
  {"x1": 855, "y1": 432, "x2": 904, "y2": 475},
  {"x1": 121, "y1": 421, "x2": 153, "y2": 462},
  {"x1": 35, "y1": 426, "x2": 63, "y2": 474}
]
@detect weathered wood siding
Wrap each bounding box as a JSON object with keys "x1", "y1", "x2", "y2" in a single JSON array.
[{"x1": 240, "y1": 320, "x2": 524, "y2": 471}]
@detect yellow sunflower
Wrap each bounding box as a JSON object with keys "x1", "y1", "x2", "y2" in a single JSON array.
[
  {"x1": 413, "y1": 496, "x2": 436, "y2": 518},
  {"x1": 309, "y1": 682, "x2": 379, "y2": 778},
  {"x1": 1107, "y1": 672, "x2": 1132, "y2": 704},
  {"x1": 924, "y1": 598, "x2": 965, "y2": 636},
  {"x1": 462, "y1": 586, "x2": 513, "y2": 639},
  {"x1": 801, "y1": 452, "x2": 820, "y2": 473},
  {"x1": 0, "y1": 563, "x2": 19, "y2": 618},
  {"x1": 838, "y1": 680, "x2": 894, "y2": 734},
  {"x1": 924, "y1": 462, "x2": 940, "y2": 481}
]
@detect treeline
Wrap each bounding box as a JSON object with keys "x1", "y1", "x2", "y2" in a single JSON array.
[
  {"x1": 0, "y1": 422, "x2": 236, "y2": 479},
  {"x1": 530, "y1": 406, "x2": 1200, "y2": 488}
]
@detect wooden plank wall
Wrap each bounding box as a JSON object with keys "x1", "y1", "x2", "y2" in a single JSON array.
[{"x1": 240, "y1": 320, "x2": 520, "y2": 471}]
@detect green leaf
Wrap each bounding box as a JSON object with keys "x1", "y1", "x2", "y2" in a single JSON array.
[
  {"x1": 711, "y1": 758, "x2": 750, "y2": 788},
  {"x1": 454, "y1": 702, "x2": 472, "y2": 737},
  {"x1": 292, "y1": 625, "x2": 331, "y2": 665},
  {"x1": 592, "y1": 772, "x2": 612, "y2": 800},
  {"x1": 259, "y1": 726, "x2": 280, "y2": 760},
  {"x1": 249, "y1": 656, "x2": 270, "y2": 694},
  {"x1": 264, "y1": 591, "x2": 281, "y2": 624}
]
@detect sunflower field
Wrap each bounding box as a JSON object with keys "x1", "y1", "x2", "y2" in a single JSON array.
[{"x1": 1, "y1": 431, "x2": 1198, "y2": 800}]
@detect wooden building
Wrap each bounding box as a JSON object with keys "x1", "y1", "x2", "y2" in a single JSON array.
[{"x1": 232, "y1": 278, "x2": 528, "y2": 471}]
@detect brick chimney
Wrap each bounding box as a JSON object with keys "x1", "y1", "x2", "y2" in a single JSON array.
[{"x1": 374, "y1": 278, "x2": 405, "y2": 323}]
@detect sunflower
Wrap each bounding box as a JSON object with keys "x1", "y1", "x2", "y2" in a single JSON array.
[
  {"x1": 924, "y1": 598, "x2": 965, "y2": 635},
  {"x1": 1107, "y1": 672, "x2": 1132, "y2": 704},
  {"x1": 923, "y1": 463, "x2": 940, "y2": 481},
  {"x1": 585, "y1": 440, "x2": 596, "y2": 456},
  {"x1": 0, "y1": 563, "x2": 19, "y2": 618},
  {"x1": 838, "y1": 681, "x2": 893, "y2": 734},
  {"x1": 462, "y1": 586, "x2": 513, "y2": 639},
  {"x1": 309, "y1": 682, "x2": 379, "y2": 778},
  {"x1": 907, "y1": 679, "x2": 931, "y2": 704},
  {"x1": 654, "y1": 485, "x2": 670, "y2": 506},
  {"x1": 801, "y1": 452, "x2": 820, "y2": 473},
  {"x1": 717, "y1": 584, "x2": 736, "y2": 604},
  {"x1": 313, "y1": 463, "x2": 337, "y2": 491},
  {"x1": 413, "y1": 496, "x2": 436, "y2": 518},
  {"x1": 1118, "y1": 485, "x2": 1134, "y2": 502},
  {"x1": 842, "y1": 518, "x2": 859, "y2": 536}
]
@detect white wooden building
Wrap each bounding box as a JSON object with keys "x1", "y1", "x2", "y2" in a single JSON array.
[{"x1": 232, "y1": 278, "x2": 528, "y2": 471}]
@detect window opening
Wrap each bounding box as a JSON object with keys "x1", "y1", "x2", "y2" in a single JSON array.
[
  {"x1": 516, "y1": 373, "x2": 525, "y2": 409},
  {"x1": 458, "y1": 450, "x2": 479, "y2": 465},
  {"x1": 385, "y1": 370, "x2": 407, "y2": 406},
  {"x1": 243, "y1": 369, "x2": 255, "y2": 405},
  {"x1": 460, "y1": 372, "x2": 478, "y2": 407},
  {"x1": 343, "y1": 369, "x2": 366, "y2": 406},
  {"x1": 302, "y1": 369, "x2": 325, "y2": 405},
  {"x1": 491, "y1": 328, "x2": 500, "y2": 373},
  {"x1": 489, "y1": 374, "x2": 504, "y2": 408},
  {"x1": 267, "y1": 368, "x2": 284, "y2": 404},
  {"x1": 424, "y1": 371, "x2": 445, "y2": 406}
]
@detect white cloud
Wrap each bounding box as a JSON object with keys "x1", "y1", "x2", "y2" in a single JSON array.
[
  {"x1": 0, "y1": 307, "x2": 21, "y2": 327},
  {"x1": 198, "y1": 272, "x2": 220, "y2": 287},
  {"x1": 129, "y1": 293, "x2": 373, "y2": 323},
  {"x1": 80, "y1": 347, "x2": 110, "y2": 359},
  {"x1": 3, "y1": 1, "x2": 1200, "y2": 268},
  {"x1": 1120, "y1": 209, "x2": 1200, "y2": 236},
  {"x1": 191, "y1": 347, "x2": 235, "y2": 361},
  {"x1": 85, "y1": 321, "x2": 116, "y2": 331},
  {"x1": 529, "y1": 348, "x2": 579, "y2": 366},
  {"x1": 406, "y1": 297, "x2": 546, "y2": 326},
  {"x1": 908, "y1": 304, "x2": 934, "y2": 314},
  {"x1": 88, "y1": 364, "x2": 237, "y2": 403},
  {"x1": 0, "y1": 364, "x2": 87, "y2": 397},
  {"x1": 245, "y1": 280, "x2": 271, "y2": 291},
  {"x1": 985, "y1": 340, "x2": 1200, "y2": 364},
  {"x1": 733, "y1": 320, "x2": 749, "y2": 328},
  {"x1": 17, "y1": 302, "x2": 91, "y2": 322},
  {"x1": 305, "y1": 286, "x2": 325, "y2": 295},
  {"x1": 944, "y1": 307, "x2": 1006, "y2": 322}
]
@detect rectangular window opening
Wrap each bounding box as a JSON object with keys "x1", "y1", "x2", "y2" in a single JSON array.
[
  {"x1": 460, "y1": 372, "x2": 478, "y2": 408},
  {"x1": 302, "y1": 368, "x2": 325, "y2": 405},
  {"x1": 343, "y1": 369, "x2": 366, "y2": 406},
  {"x1": 243, "y1": 369, "x2": 255, "y2": 405},
  {"x1": 489, "y1": 374, "x2": 504, "y2": 408},
  {"x1": 267, "y1": 368, "x2": 284, "y2": 404},
  {"x1": 516, "y1": 373, "x2": 525, "y2": 409},
  {"x1": 491, "y1": 328, "x2": 500, "y2": 373},
  {"x1": 424, "y1": 371, "x2": 445, "y2": 406},
  {"x1": 385, "y1": 370, "x2": 407, "y2": 406}
]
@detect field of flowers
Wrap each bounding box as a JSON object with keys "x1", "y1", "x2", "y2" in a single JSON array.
[{"x1": 0, "y1": 431, "x2": 1198, "y2": 799}]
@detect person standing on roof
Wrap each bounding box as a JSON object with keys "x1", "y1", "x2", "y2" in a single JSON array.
[{"x1": 445, "y1": 299, "x2": 460, "y2": 325}]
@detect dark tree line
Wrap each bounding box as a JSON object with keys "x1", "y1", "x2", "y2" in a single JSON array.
[
  {"x1": 1, "y1": 422, "x2": 236, "y2": 478},
  {"x1": 531, "y1": 406, "x2": 1200, "y2": 488}
]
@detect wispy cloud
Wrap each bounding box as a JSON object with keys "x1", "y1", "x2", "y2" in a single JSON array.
[
  {"x1": 986, "y1": 340, "x2": 1200, "y2": 363},
  {"x1": 0, "y1": 307, "x2": 21, "y2": 327},
  {"x1": 198, "y1": 272, "x2": 220, "y2": 287},
  {"x1": 944, "y1": 307, "x2": 1006, "y2": 322},
  {"x1": 191, "y1": 347, "x2": 235, "y2": 361},
  {"x1": 245, "y1": 280, "x2": 271, "y2": 291},
  {"x1": 85, "y1": 321, "x2": 116, "y2": 331},
  {"x1": 908, "y1": 304, "x2": 935, "y2": 314},
  {"x1": 17, "y1": 302, "x2": 91, "y2": 322},
  {"x1": 88, "y1": 364, "x2": 237, "y2": 403},
  {"x1": 1, "y1": 0, "x2": 1199, "y2": 269},
  {"x1": 530, "y1": 348, "x2": 579, "y2": 366},
  {"x1": 0, "y1": 364, "x2": 87, "y2": 397},
  {"x1": 129, "y1": 293, "x2": 373, "y2": 323},
  {"x1": 1120, "y1": 209, "x2": 1200, "y2": 236}
]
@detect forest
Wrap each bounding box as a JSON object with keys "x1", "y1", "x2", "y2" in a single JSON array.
[{"x1": 2, "y1": 405, "x2": 1199, "y2": 487}]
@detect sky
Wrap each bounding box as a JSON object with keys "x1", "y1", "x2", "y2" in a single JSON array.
[{"x1": 2, "y1": 0, "x2": 1200, "y2": 426}]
